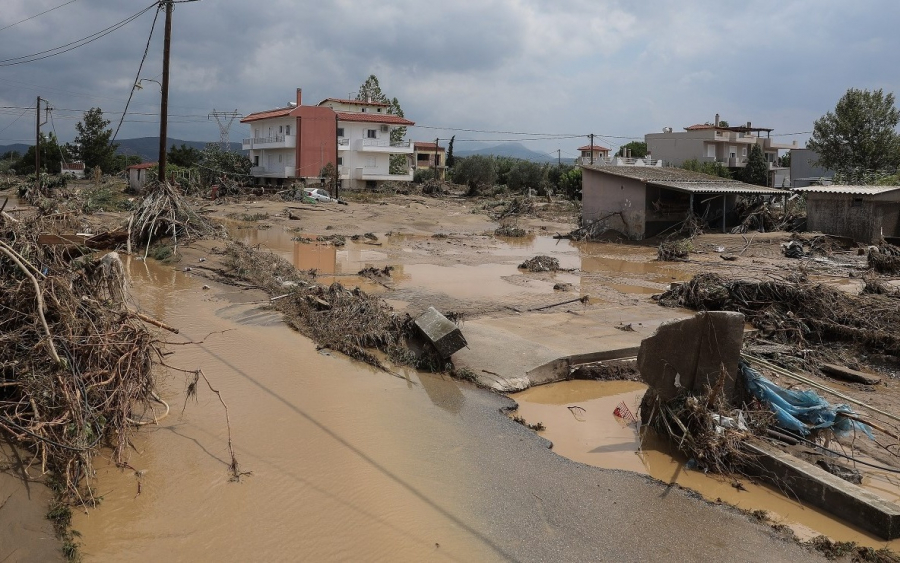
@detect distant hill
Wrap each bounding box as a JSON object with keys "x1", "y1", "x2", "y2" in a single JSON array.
[
  {"x1": 0, "y1": 138, "x2": 243, "y2": 163},
  {"x1": 115, "y1": 137, "x2": 243, "y2": 161},
  {"x1": 454, "y1": 142, "x2": 557, "y2": 163}
]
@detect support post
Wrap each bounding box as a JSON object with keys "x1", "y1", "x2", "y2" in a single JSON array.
[
  {"x1": 722, "y1": 195, "x2": 727, "y2": 233},
  {"x1": 158, "y1": 0, "x2": 173, "y2": 183},
  {"x1": 334, "y1": 114, "x2": 339, "y2": 200},
  {"x1": 34, "y1": 96, "x2": 41, "y2": 191},
  {"x1": 589, "y1": 134, "x2": 594, "y2": 165}
]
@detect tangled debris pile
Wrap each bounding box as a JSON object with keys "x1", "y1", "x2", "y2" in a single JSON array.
[
  {"x1": 658, "y1": 273, "x2": 900, "y2": 356},
  {"x1": 0, "y1": 215, "x2": 158, "y2": 499},
  {"x1": 222, "y1": 242, "x2": 433, "y2": 369},
  {"x1": 657, "y1": 238, "x2": 693, "y2": 261},
  {"x1": 519, "y1": 255, "x2": 560, "y2": 272},
  {"x1": 869, "y1": 240, "x2": 900, "y2": 274},
  {"x1": 131, "y1": 181, "x2": 222, "y2": 257}
]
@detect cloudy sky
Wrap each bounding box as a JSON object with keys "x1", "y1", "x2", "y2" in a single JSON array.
[{"x1": 1, "y1": 0, "x2": 899, "y2": 159}]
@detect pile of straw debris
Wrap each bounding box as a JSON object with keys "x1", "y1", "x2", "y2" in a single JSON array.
[
  {"x1": 658, "y1": 273, "x2": 900, "y2": 355},
  {"x1": 519, "y1": 255, "x2": 560, "y2": 272},
  {"x1": 131, "y1": 180, "x2": 222, "y2": 257},
  {"x1": 221, "y1": 242, "x2": 426, "y2": 369},
  {"x1": 869, "y1": 240, "x2": 900, "y2": 274},
  {"x1": 0, "y1": 214, "x2": 158, "y2": 499}
]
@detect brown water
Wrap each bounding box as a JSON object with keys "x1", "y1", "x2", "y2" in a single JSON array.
[
  {"x1": 512, "y1": 380, "x2": 900, "y2": 549},
  {"x1": 72, "y1": 258, "x2": 503, "y2": 561}
]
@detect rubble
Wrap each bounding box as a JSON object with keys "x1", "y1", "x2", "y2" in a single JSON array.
[
  {"x1": 413, "y1": 307, "x2": 468, "y2": 359},
  {"x1": 519, "y1": 255, "x2": 560, "y2": 272}
]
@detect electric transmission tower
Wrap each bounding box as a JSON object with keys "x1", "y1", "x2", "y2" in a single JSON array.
[{"x1": 209, "y1": 109, "x2": 240, "y2": 151}]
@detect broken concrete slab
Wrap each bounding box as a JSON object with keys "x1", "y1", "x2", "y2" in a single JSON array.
[
  {"x1": 636, "y1": 311, "x2": 745, "y2": 403},
  {"x1": 414, "y1": 306, "x2": 467, "y2": 358},
  {"x1": 746, "y1": 439, "x2": 900, "y2": 540}
]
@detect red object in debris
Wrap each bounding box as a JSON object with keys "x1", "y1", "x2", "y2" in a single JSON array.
[
  {"x1": 613, "y1": 401, "x2": 637, "y2": 424},
  {"x1": 211, "y1": 185, "x2": 219, "y2": 200}
]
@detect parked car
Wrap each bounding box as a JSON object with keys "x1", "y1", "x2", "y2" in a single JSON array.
[{"x1": 303, "y1": 188, "x2": 335, "y2": 202}]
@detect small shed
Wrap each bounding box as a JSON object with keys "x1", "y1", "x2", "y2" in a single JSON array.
[
  {"x1": 794, "y1": 185, "x2": 900, "y2": 243},
  {"x1": 580, "y1": 165, "x2": 787, "y2": 239},
  {"x1": 126, "y1": 162, "x2": 156, "y2": 192}
]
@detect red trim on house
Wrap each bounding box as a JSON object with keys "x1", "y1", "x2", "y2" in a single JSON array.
[
  {"x1": 318, "y1": 98, "x2": 390, "y2": 107},
  {"x1": 126, "y1": 162, "x2": 156, "y2": 170},
  {"x1": 336, "y1": 112, "x2": 414, "y2": 126},
  {"x1": 240, "y1": 107, "x2": 294, "y2": 123}
]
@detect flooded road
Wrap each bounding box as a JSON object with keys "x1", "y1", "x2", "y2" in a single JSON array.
[
  {"x1": 512, "y1": 380, "x2": 900, "y2": 549},
  {"x1": 71, "y1": 259, "x2": 824, "y2": 562}
]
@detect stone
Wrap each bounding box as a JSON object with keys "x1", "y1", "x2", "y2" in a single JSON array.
[
  {"x1": 636, "y1": 311, "x2": 745, "y2": 403},
  {"x1": 414, "y1": 307, "x2": 468, "y2": 359}
]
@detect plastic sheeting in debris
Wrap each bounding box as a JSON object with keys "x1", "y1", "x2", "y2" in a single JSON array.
[{"x1": 740, "y1": 362, "x2": 873, "y2": 438}]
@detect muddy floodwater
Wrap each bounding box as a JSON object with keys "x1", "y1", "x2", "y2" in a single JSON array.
[
  {"x1": 72, "y1": 258, "x2": 502, "y2": 561},
  {"x1": 512, "y1": 380, "x2": 900, "y2": 550}
]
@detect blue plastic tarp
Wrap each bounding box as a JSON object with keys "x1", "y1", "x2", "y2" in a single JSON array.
[{"x1": 740, "y1": 362, "x2": 873, "y2": 438}]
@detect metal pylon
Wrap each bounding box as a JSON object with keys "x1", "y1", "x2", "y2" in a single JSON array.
[{"x1": 209, "y1": 109, "x2": 240, "y2": 151}]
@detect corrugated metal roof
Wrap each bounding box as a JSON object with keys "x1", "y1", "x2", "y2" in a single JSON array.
[
  {"x1": 653, "y1": 181, "x2": 786, "y2": 195},
  {"x1": 581, "y1": 164, "x2": 787, "y2": 195},
  {"x1": 793, "y1": 185, "x2": 900, "y2": 195}
]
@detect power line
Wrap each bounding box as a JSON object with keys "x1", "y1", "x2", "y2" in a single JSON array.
[
  {"x1": 112, "y1": 4, "x2": 162, "y2": 143},
  {"x1": 411, "y1": 124, "x2": 584, "y2": 136},
  {"x1": 0, "y1": 0, "x2": 79, "y2": 33},
  {"x1": 0, "y1": 3, "x2": 157, "y2": 67},
  {"x1": 0, "y1": 107, "x2": 31, "y2": 136}
]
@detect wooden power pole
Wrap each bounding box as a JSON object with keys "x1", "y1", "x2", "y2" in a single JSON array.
[
  {"x1": 158, "y1": 0, "x2": 173, "y2": 183},
  {"x1": 35, "y1": 96, "x2": 41, "y2": 191},
  {"x1": 589, "y1": 134, "x2": 594, "y2": 165}
]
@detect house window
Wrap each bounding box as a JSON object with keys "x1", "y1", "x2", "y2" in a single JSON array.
[
  {"x1": 377, "y1": 108, "x2": 382, "y2": 113},
  {"x1": 253, "y1": 156, "x2": 259, "y2": 166},
  {"x1": 285, "y1": 125, "x2": 291, "y2": 135},
  {"x1": 742, "y1": 147, "x2": 747, "y2": 156},
  {"x1": 361, "y1": 108, "x2": 366, "y2": 113},
  {"x1": 337, "y1": 157, "x2": 343, "y2": 165},
  {"x1": 278, "y1": 154, "x2": 283, "y2": 163},
  {"x1": 852, "y1": 198, "x2": 863, "y2": 208},
  {"x1": 417, "y1": 153, "x2": 430, "y2": 162},
  {"x1": 435, "y1": 155, "x2": 441, "y2": 166},
  {"x1": 279, "y1": 125, "x2": 283, "y2": 134},
  {"x1": 367, "y1": 129, "x2": 377, "y2": 139},
  {"x1": 365, "y1": 156, "x2": 376, "y2": 168},
  {"x1": 337, "y1": 127, "x2": 344, "y2": 137}
]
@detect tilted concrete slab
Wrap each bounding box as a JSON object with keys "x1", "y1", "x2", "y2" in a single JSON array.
[
  {"x1": 452, "y1": 307, "x2": 692, "y2": 391},
  {"x1": 746, "y1": 440, "x2": 900, "y2": 540}
]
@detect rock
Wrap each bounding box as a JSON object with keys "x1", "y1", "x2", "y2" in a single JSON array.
[
  {"x1": 414, "y1": 306, "x2": 467, "y2": 359},
  {"x1": 553, "y1": 282, "x2": 574, "y2": 291},
  {"x1": 636, "y1": 311, "x2": 745, "y2": 403}
]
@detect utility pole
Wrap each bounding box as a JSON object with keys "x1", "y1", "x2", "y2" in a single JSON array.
[
  {"x1": 35, "y1": 96, "x2": 41, "y2": 190},
  {"x1": 334, "y1": 114, "x2": 339, "y2": 200},
  {"x1": 557, "y1": 149, "x2": 561, "y2": 167},
  {"x1": 158, "y1": 0, "x2": 173, "y2": 183},
  {"x1": 433, "y1": 137, "x2": 439, "y2": 179},
  {"x1": 589, "y1": 134, "x2": 594, "y2": 165}
]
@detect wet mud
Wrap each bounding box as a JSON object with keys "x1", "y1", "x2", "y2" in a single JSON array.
[
  {"x1": 72, "y1": 259, "x2": 502, "y2": 562},
  {"x1": 512, "y1": 380, "x2": 900, "y2": 550}
]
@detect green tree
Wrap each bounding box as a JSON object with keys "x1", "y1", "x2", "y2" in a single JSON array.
[
  {"x1": 680, "y1": 158, "x2": 731, "y2": 178},
  {"x1": 15, "y1": 133, "x2": 69, "y2": 175},
  {"x1": 446, "y1": 136, "x2": 455, "y2": 168},
  {"x1": 807, "y1": 88, "x2": 900, "y2": 176},
  {"x1": 168, "y1": 144, "x2": 201, "y2": 168},
  {"x1": 507, "y1": 160, "x2": 548, "y2": 194},
  {"x1": 777, "y1": 152, "x2": 791, "y2": 168},
  {"x1": 620, "y1": 141, "x2": 648, "y2": 158},
  {"x1": 742, "y1": 144, "x2": 768, "y2": 186},
  {"x1": 197, "y1": 144, "x2": 251, "y2": 186},
  {"x1": 451, "y1": 155, "x2": 497, "y2": 195},
  {"x1": 73, "y1": 107, "x2": 118, "y2": 173},
  {"x1": 557, "y1": 167, "x2": 582, "y2": 199}
]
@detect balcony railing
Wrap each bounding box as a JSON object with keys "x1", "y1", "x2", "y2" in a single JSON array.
[
  {"x1": 360, "y1": 139, "x2": 411, "y2": 148},
  {"x1": 250, "y1": 165, "x2": 296, "y2": 178},
  {"x1": 242, "y1": 135, "x2": 296, "y2": 150}
]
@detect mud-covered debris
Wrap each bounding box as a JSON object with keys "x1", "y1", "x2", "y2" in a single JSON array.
[
  {"x1": 519, "y1": 255, "x2": 560, "y2": 272},
  {"x1": 782, "y1": 240, "x2": 805, "y2": 258},
  {"x1": 569, "y1": 360, "x2": 641, "y2": 382},
  {"x1": 868, "y1": 240, "x2": 900, "y2": 274},
  {"x1": 657, "y1": 238, "x2": 692, "y2": 261},
  {"x1": 495, "y1": 224, "x2": 528, "y2": 237},
  {"x1": 553, "y1": 282, "x2": 574, "y2": 291},
  {"x1": 358, "y1": 265, "x2": 394, "y2": 279}
]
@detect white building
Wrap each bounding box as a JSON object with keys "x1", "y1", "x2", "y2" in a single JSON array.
[{"x1": 241, "y1": 89, "x2": 415, "y2": 190}]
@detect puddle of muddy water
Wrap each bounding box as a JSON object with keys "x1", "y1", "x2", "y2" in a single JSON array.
[
  {"x1": 72, "y1": 258, "x2": 504, "y2": 562},
  {"x1": 512, "y1": 380, "x2": 900, "y2": 549}
]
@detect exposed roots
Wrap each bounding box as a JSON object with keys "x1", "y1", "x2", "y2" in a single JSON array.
[{"x1": 131, "y1": 180, "x2": 221, "y2": 257}]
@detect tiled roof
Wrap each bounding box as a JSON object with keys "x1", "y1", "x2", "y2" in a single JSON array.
[
  {"x1": 319, "y1": 98, "x2": 390, "y2": 107},
  {"x1": 581, "y1": 165, "x2": 786, "y2": 195},
  {"x1": 62, "y1": 162, "x2": 85, "y2": 170},
  {"x1": 336, "y1": 112, "x2": 415, "y2": 126},
  {"x1": 684, "y1": 124, "x2": 718, "y2": 131},
  {"x1": 577, "y1": 144, "x2": 610, "y2": 151},
  {"x1": 414, "y1": 142, "x2": 444, "y2": 151},
  {"x1": 127, "y1": 162, "x2": 157, "y2": 170},
  {"x1": 240, "y1": 107, "x2": 294, "y2": 123},
  {"x1": 794, "y1": 185, "x2": 900, "y2": 196}
]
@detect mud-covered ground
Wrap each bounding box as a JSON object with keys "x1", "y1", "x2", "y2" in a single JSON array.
[{"x1": 3, "y1": 179, "x2": 899, "y2": 560}]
